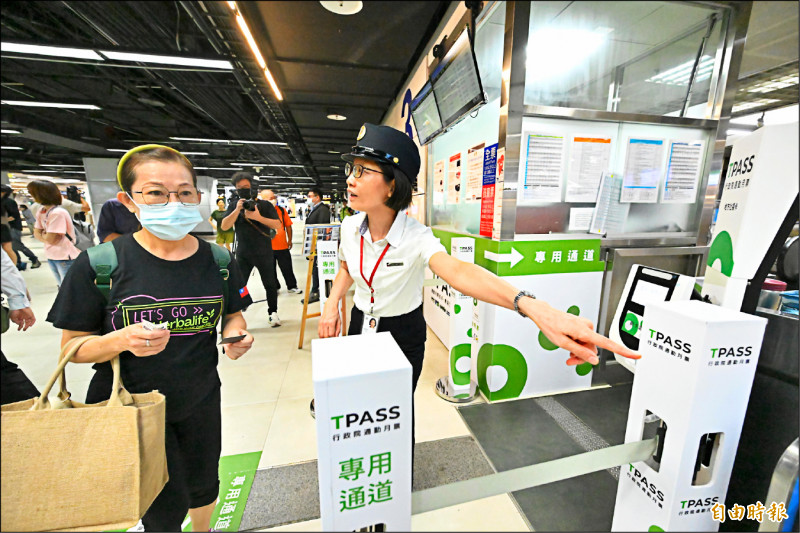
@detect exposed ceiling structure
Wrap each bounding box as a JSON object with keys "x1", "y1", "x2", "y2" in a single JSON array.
[
  {"x1": 1, "y1": 1, "x2": 797, "y2": 196},
  {"x1": 1, "y1": 0, "x2": 448, "y2": 196}
]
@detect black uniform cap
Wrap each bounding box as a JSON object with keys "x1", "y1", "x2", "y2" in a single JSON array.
[{"x1": 341, "y1": 123, "x2": 420, "y2": 186}]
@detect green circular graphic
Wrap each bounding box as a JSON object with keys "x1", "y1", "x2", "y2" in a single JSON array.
[
  {"x1": 648, "y1": 526, "x2": 664, "y2": 532},
  {"x1": 454, "y1": 304, "x2": 461, "y2": 314},
  {"x1": 476, "y1": 343, "x2": 528, "y2": 400},
  {"x1": 708, "y1": 230, "x2": 735, "y2": 276},
  {"x1": 473, "y1": 298, "x2": 478, "y2": 306},
  {"x1": 450, "y1": 343, "x2": 472, "y2": 386},
  {"x1": 467, "y1": 327, "x2": 472, "y2": 338},
  {"x1": 575, "y1": 362, "x2": 593, "y2": 376},
  {"x1": 539, "y1": 305, "x2": 580, "y2": 351},
  {"x1": 622, "y1": 312, "x2": 640, "y2": 335}
]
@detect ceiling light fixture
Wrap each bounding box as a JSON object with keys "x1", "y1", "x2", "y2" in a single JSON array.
[
  {"x1": 233, "y1": 163, "x2": 305, "y2": 167},
  {"x1": 1, "y1": 42, "x2": 105, "y2": 61},
  {"x1": 169, "y1": 137, "x2": 287, "y2": 145},
  {"x1": 99, "y1": 50, "x2": 233, "y2": 70},
  {"x1": 319, "y1": 1, "x2": 363, "y2": 15},
  {"x1": 106, "y1": 149, "x2": 129, "y2": 153},
  {"x1": 1, "y1": 146, "x2": 23, "y2": 150},
  {"x1": 234, "y1": 14, "x2": 266, "y2": 69},
  {"x1": 39, "y1": 164, "x2": 83, "y2": 167},
  {"x1": 732, "y1": 99, "x2": 781, "y2": 114},
  {"x1": 192, "y1": 167, "x2": 243, "y2": 171},
  {"x1": 2, "y1": 129, "x2": 21, "y2": 134},
  {"x1": 230, "y1": 7, "x2": 284, "y2": 101},
  {"x1": 327, "y1": 114, "x2": 347, "y2": 121},
  {"x1": 179, "y1": 152, "x2": 209, "y2": 156},
  {"x1": 1, "y1": 100, "x2": 101, "y2": 110}
]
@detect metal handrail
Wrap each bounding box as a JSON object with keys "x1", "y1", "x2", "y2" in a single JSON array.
[{"x1": 759, "y1": 438, "x2": 799, "y2": 532}]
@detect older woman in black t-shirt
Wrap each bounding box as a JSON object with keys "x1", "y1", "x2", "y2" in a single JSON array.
[{"x1": 47, "y1": 145, "x2": 255, "y2": 532}]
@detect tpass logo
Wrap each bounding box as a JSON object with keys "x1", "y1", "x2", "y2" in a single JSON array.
[
  {"x1": 628, "y1": 464, "x2": 665, "y2": 501},
  {"x1": 680, "y1": 496, "x2": 720, "y2": 509},
  {"x1": 710, "y1": 346, "x2": 753, "y2": 358},
  {"x1": 331, "y1": 406, "x2": 400, "y2": 430},
  {"x1": 728, "y1": 155, "x2": 755, "y2": 177},
  {"x1": 648, "y1": 329, "x2": 691, "y2": 354}
]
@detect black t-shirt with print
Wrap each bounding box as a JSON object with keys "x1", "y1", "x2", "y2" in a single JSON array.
[{"x1": 47, "y1": 234, "x2": 253, "y2": 421}]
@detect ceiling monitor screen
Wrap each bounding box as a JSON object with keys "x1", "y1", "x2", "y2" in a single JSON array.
[
  {"x1": 431, "y1": 27, "x2": 486, "y2": 129},
  {"x1": 410, "y1": 81, "x2": 443, "y2": 145}
]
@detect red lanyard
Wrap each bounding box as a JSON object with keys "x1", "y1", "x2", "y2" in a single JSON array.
[{"x1": 360, "y1": 235, "x2": 391, "y2": 314}]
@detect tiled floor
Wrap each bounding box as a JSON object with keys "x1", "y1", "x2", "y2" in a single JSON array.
[{"x1": 2, "y1": 223, "x2": 530, "y2": 531}]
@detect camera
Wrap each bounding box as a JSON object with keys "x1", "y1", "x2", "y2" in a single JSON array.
[
  {"x1": 65, "y1": 185, "x2": 82, "y2": 204},
  {"x1": 232, "y1": 189, "x2": 257, "y2": 211}
]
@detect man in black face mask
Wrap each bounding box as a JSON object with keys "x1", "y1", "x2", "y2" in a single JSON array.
[{"x1": 221, "y1": 172, "x2": 284, "y2": 327}]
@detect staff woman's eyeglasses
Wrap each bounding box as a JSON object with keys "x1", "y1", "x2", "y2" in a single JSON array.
[
  {"x1": 131, "y1": 185, "x2": 200, "y2": 206},
  {"x1": 345, "y1": 162, "x2": 389, "y2": 179}
]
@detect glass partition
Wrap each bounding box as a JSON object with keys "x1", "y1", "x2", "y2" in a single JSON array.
[{"x1": 524, "y1": 1, "x2": 725, "y2": 116}]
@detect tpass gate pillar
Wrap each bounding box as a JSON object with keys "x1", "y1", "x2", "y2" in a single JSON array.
[{"x1": 612, "y1": 300, "x2": 766, "y2": 531}]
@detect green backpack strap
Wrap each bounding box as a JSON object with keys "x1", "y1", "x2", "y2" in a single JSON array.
[
  {"x1": 87, "y1": 241, "x2": 118, "y2": 304},
  {"x1": 210, "y1": 244, "x2": 231, "y2": 321}
]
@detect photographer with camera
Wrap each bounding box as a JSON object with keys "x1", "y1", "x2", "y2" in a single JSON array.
[{"x1": 221, "y1": 172, "x2": 284, "y2": 327}]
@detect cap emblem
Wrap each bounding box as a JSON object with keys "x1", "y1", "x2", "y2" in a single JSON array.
[{"x1": 357, "y1": 125, "x2": 366, "y2": 141}]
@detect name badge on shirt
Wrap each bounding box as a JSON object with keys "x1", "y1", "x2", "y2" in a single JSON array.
[
  {"x1": 385, "y1": 261, "x2": 404, "y2": 268},
  {"x1": 362, "y1": 313, "x2": 380, "y2": 334}
]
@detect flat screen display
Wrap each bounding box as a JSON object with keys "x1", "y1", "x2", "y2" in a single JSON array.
[
  {"x1": 431, "y1": 27, "x2": 486, "y2": 128},
  {"x1": 410, "y1": 81, "x2": 443, "y2": 145}
]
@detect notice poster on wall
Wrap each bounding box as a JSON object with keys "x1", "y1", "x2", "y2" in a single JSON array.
[
  {"x1": 565, "y1": 136, "x2": 612, "y2": 202},
  {"x1": 479, "y1": 143, "x2": 499, "y2": 237},
  {"x1": 520, "y1": 132, "x2": 564, "y2": 201},
  {"x1": 568, "y1": 207, "x2": 595, "y2": 231},
  {"x1": 433, "y1": 159, "x2": 445, "y2": 205},
  {"x1": 447, "y1": 152, "x2": 462, "y2": 204},
  {"x1": 621, "y1": 138, "x2": 664, "y2": 203},
  {"x1": 492, "y1": 147, "x2": 505, "y2": 240},
  {"x1": 465, "y1": 142, "x2": 486, "y2": 203},
  {"x1": 662, "y1": 140, "x2": 704, "y2": 203}
]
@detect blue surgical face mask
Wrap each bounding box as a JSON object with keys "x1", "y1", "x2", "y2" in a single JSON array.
[{"x1": 128, "y1": 195, "x2": 203, "y2": 241}]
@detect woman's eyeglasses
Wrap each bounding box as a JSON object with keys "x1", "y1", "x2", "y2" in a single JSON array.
[
  {"x1": 131, "y1": 185, "x2": 200, "y2": 206},
  {"x1": 345, "y1": 162, "x2": 389, "y2": 179}
]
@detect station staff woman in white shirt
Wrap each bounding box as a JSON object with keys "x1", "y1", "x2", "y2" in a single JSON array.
[{"x1": 320, "y1": 124, "x2": 640, "y2": 442}]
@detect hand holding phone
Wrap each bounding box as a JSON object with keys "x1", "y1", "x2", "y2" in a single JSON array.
[{"x1": 219, "y1": 334, "x2": 246, "y2": 345}]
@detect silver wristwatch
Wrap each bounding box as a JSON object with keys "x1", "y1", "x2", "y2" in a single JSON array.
[{"x1": 513, "y1": 290, "x2": 536, "y2": 317}]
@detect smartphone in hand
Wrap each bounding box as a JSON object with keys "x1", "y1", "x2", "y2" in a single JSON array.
[{"x1": 219, "y1": 334, "x2": 246, "y2": 345}]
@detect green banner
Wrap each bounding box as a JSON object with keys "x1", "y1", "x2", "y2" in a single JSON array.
[
  {"x1": 109, "y1": 451, "x2": 262, "y2": 532},
  {"x1": 432, "y1": 229, "x2": 604, "y2": 276}
]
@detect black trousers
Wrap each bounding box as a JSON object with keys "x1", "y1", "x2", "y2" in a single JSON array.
[
  {"x1": 311, "y1": 256, "x2": 320, "y2": 294},
  {"x1": 348, "y1": 305, "x2": 426, "y2": 460},
  {"x1": 10, "y1": 228, "x2": 37, "y2": 263},
  {"x1": 0, "y1": 352, "x2": 40, "y2": 405},
  {"x1": 140, "y1": 387, "x2": 222, "y2": 532},
  {"x1": 273, "y1": 248, "x2": 298, "y2": 290},
  {"x1": 236, "y1": 252, "x2": 278, "y2": 314}
]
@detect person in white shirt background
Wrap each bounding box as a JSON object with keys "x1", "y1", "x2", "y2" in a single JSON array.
[{"x1": 319, "y1": 123, "x2": 641, "y2": 453}]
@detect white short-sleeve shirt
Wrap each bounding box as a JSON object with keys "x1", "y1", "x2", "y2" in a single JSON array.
[{"x1": 339, "y1": 211, "x2": 446, "y2": 317}]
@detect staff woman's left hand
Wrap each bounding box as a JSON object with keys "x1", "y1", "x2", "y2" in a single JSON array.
[
  {"x1": 518, "y1": 297, "x2": 641, "y2": 366},
  {"x1": 223, "y1": 329, "x2": 254, "y2": 360}
]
